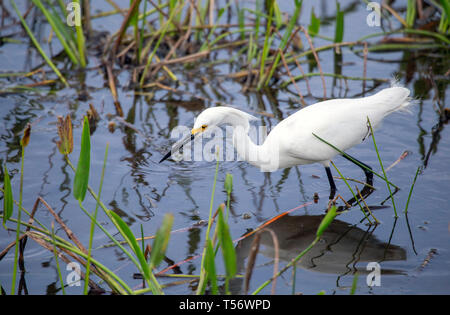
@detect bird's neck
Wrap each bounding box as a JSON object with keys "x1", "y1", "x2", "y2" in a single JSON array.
[{"x1": 231, "y1": 125, "x2": 279, "y2": 171}]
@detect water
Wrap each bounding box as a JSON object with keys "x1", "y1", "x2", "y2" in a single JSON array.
[{"x1": 0, "y1": 0, "x2": 449, "y2": 295}]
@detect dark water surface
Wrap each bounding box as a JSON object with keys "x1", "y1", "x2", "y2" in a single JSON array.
[{"x1": 0, "y1": 1, "x2": 449, "y2": 294}]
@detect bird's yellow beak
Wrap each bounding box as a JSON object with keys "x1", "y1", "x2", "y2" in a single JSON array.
[
  {"x1": 160, "y1": 126, "x2": 206, "y2": 163},
  {"x1": 191, "y1": 125, "x2": 207, "y2": 135}
]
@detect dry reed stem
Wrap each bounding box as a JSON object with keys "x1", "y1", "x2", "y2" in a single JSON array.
[
  {"x1": 37, "y1": 197, "x2": 88, "y2": 255},
  {"x1": 26, "y1": 230, "x2": 104, "y2": 292},
  {"x1": 111, "y1": 0, "x2": 141, "y2": 59},
  {"x1": 356, "y1": 187, "x2": 379, "y2": 224},
  {"x1": 106, "y1": 62, "x2": 123, "y2": 117},
  {"x1": 242, "y1": 228, "x2": 280, "y2": 295},
  {"x1": 293, "y1": 56, "x2": 312, "y2": 97},
  {"x1": 385, "y1": 150, "x2": 410, "y2": 172},
  {"x1": 381, "y1": 3, "x2": 408, "y2": 27},
  {"x1": 139, "y1": 50, "x2": 210, "y2": 70},
  {"x1": 279, "y1": 48, "x2": 305, "y2": 105},
  {"x1": 0, "y1": 235, "x2": 26, "y2": 261},
  {"x1": 149, "y1": 11, "x2": 194, "y2": 78},
  {"x1": 105, "y1": 0, "x2": 126, "y2": 17},
  {"x1": 148, "y1": 0, "x2": 183, "y2": 33},
  {"x1": 300, "y1": 26, "x2": 327, "y2": 99},
  {"x1": 363, "y1": 41, "x2": 368, "y2": 94}
]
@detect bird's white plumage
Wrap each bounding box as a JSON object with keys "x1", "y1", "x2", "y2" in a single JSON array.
[
  {"x1": 265, "y1": 87, "x2": 411, "y2": 167},
  {"x1": 191, "y1": 86, "x2": 411, "y2": 171}
]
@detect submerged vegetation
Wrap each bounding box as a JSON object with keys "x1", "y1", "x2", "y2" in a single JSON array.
[{"x1": 0, "y1": 0, "x2": 449, "y2": 295}]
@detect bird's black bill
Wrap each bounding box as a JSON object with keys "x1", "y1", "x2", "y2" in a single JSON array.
[
  {"x1": 159, "y1": 134, "x2": 195, "y2": 163},
  {"x1": 159, "y1": 150, "x2": 172, "y2": 163}
]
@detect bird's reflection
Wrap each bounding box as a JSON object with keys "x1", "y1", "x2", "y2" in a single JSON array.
[{"x1": 232, "y1": 213, "x2": 406, "y2": 293}]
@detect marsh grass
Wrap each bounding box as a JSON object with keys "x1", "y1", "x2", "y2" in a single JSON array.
[{"x1": 5, "y1": 0, "x2": 447, "y2": 92}]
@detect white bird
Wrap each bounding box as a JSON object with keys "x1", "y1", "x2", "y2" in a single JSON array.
[{"x1": 160, "y1": 86, "x2": 411, "y2": 199}]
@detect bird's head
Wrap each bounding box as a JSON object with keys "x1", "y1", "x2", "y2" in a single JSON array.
[
  {"x1": 159, "y1": 106, "x2": 257, "y2": 163},
  {"x1": 190, "y1": 107, "x2": 222, "y2": 136},
  {"x1": 192, "y1": 107, "x2": 257, "y2": 136}
]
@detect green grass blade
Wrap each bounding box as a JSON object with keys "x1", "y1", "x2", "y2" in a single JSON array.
[
  {"x1": 225, "y1": 173, "x2": 233, "y2": 220},
  {"x1": 108, "y1": 211, "x2": 148, "y2": 279},
  {"x1": 150, "y1": 213, "x2": 174, "y2": 269},
  {"x1": 32, "y1": 0, "x2": 79, "y2": 65},
  {"x1": 138, "y1": 0, "x2": 147, "y2": 63},
  {"x1": 46, "y1": 232, "x2": 132, "y2": 294},
  {"x1": 251, "y1": 0, "x2": 261, "y2": 61},
  {"x1": 72, "y1": 0, "x2": 86, "y2": 67},
  {"x1": 200, "y1": 5, "x2": 229, "y2": 51},
  {"x1": 350, "y1": 273, "x2": 358, "y2": 295},
  {"x1": 129, "y1": 0, "x2": 140, "y2": 26},
  {"x1": 440, "y1": 0, "x2": 450, "y2": 23},
  {"x1": 196, "y1": 157, "x2": 220, "y2": 295},
  {"x1": 273, "y1": 1, "x2": 283, "y2": 28},
  {"x1": 406, "y1": 0, "x2": 416, "y2": 28},
  {"x1": 404, "y1": 166, "x2": 421, "y2": 214},
  {"x1": 11, "y1": 125, "x2": 29, "y2": 294},
  {"x1": 73, "y1": 116, "x2": 90, "y2": 202},
  {"x1": 258, "y1": 0, "x2": 275, "y2": 82},
  {"x1": 316, "y1": 205, "x2": 337, "y2": 238},
  {"x1": 217, "y1": 207, "x2": 236, "y2": 279},
  {"x1": 236, "y1": 2, "x2": 245, "y2": 41},
  {"x1": 139, "y1": 2, "x2": 181, "y2": 86},
  {"x1": 205, "y1": 239, "x2": 218, "y2": 295},
  {"x1": 84, "y1": 143, "x2": 109, "y2": 295},
  {"x1": 334, "y1": 1, "x2": 344, "y2": 43},
  {"x1": 46, "y1": 0, "x2": 80, "y2": 49},
  {"x1": 2, "y1": 165, "x2": 13, "y2": 229},
  {"x1": 262, "y1": 0, "x2": 303, "y2": 87},
  {"x1": 330, "y1": 161, "x2": 372, "y2": 222},
  {"x1": 224, "y1": 173, "x2": 233, "y2": 195},
  {"x1": 367, "y1": 118, "x2": 398, "y2": 217},
  {"x1": 108, "y1": 210, "x2": 163, "y2": 294},
  {"x1": 312, "y1": 133, "x2": 399, "y2": 189},
  {"x1": 357, "y1": 28, "x2": 450, "y2": 44},
  {"x1": 10, "y1": 0, "x2": 69, "y2": 86},
  {"x1": 51, "y1": 223, "x2": 66, "y2": 295},
  {"x1": 308, "y1": 7, "x2": 320, "y2": 37},
  {"x1": 439, "y1": 0, "x2": 450, "y2": 32}
]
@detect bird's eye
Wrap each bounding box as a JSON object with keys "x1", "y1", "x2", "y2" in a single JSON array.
[{"x1": 201, "y1": 125, "x2": 207, "y2": 130}]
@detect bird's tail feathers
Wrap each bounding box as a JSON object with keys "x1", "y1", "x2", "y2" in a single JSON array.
[
  {"x1": 373, "y1": 82, "x2": 414, "y2": 115},
  {"x1": 388, "y1": 78, "x2": 416, "y2": 113}
]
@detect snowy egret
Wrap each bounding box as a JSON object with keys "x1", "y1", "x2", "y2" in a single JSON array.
[{"x1": 160, "y1": 86, "x2": 411, "y2": 199}]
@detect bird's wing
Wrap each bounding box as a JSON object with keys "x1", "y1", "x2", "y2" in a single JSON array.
[
  {"x1": 272, "y1": 87, "x2": 411, "y2": 163},
  {"x1": 274, "y1": 99, "x2": 373, "y2": 162}
]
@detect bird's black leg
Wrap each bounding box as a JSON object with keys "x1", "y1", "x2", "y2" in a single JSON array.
[
  {"x1": 341, "y1": 153, "x2": 373, "y2": 186},
  {"x1": 325, "y1": 166, "x2": 337, "y2": 200},
  {"x1": 340, "y1": 153, "x2": 376, "y2": 206}
]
